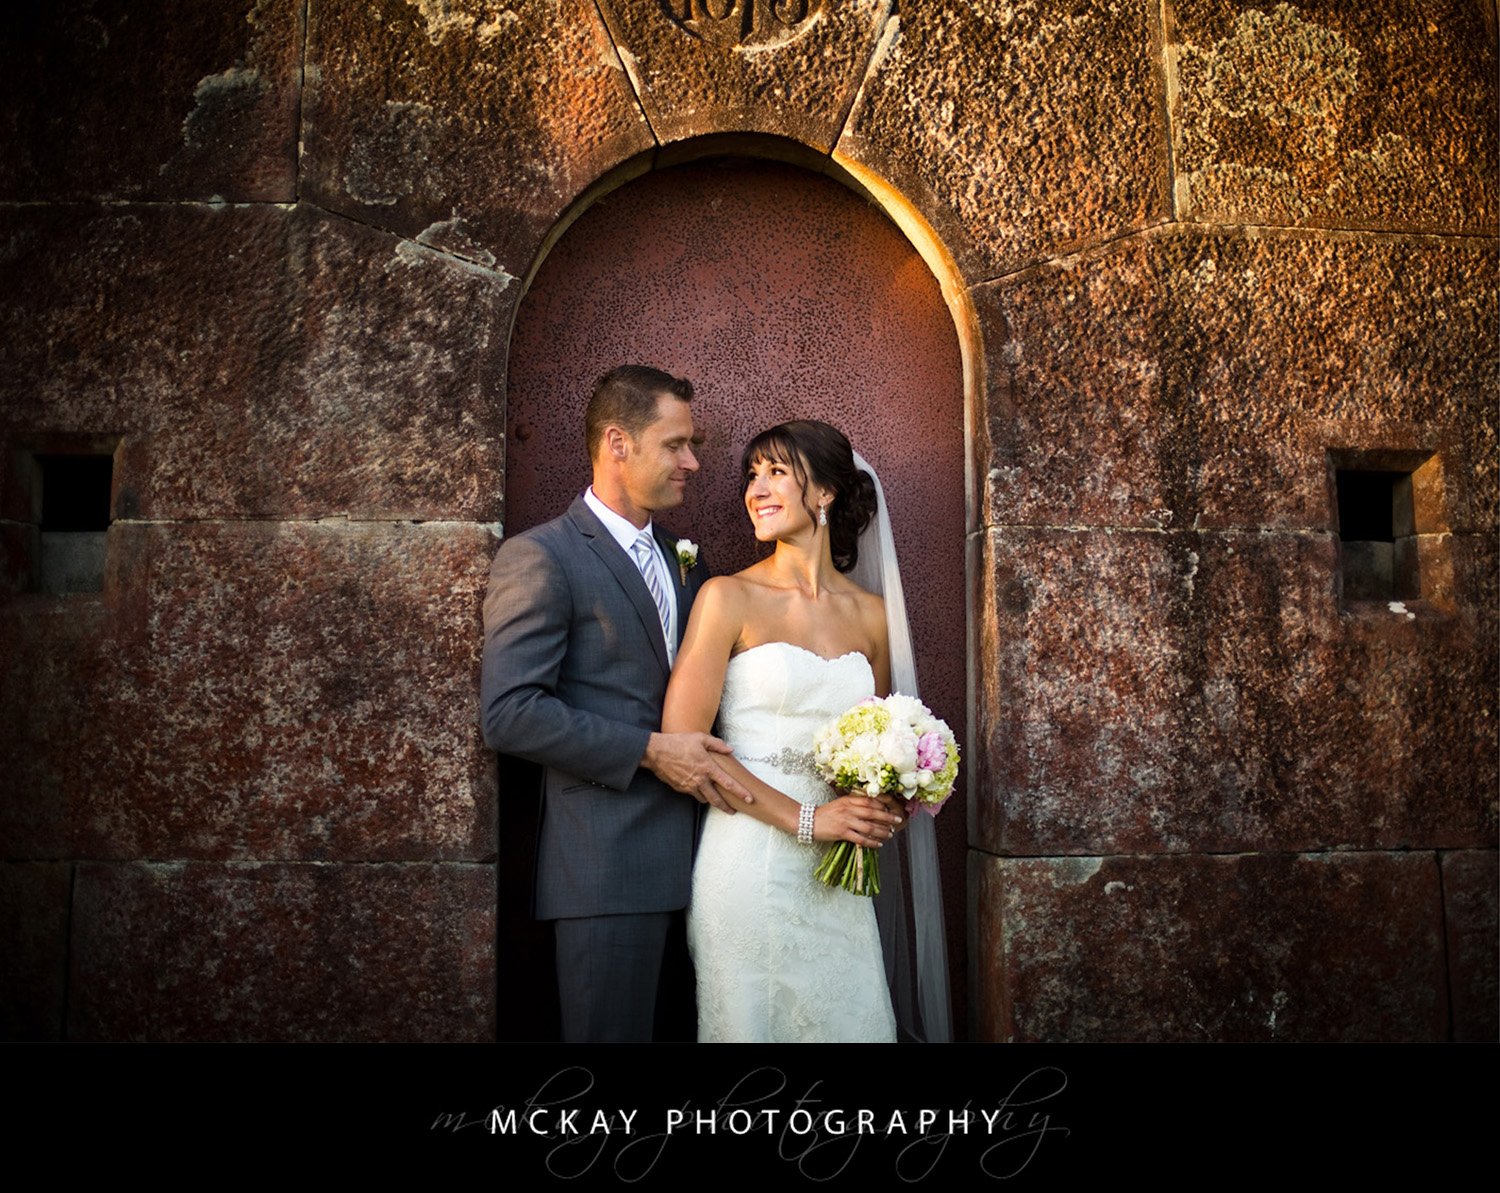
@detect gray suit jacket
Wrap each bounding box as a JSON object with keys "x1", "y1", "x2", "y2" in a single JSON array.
[{"x1": 481, "y1": 495, "x2": 707, "y2": 920}]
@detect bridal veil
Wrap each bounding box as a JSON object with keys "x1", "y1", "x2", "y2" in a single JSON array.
[{"x1": 848, "y1": 451, "x2": 954, "y2": 1044}]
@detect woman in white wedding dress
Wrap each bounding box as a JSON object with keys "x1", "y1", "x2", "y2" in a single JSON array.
[{"x1": 662, "y1": 420, "x2": 909, "y2": 1043}]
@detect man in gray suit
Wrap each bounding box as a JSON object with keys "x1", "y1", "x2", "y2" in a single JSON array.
[{"x1": 481, "y1": 364, "x2": 748, "y2": 1042}]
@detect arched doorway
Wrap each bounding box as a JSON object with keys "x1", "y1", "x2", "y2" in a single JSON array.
[{"x1": 501, "y1": 153, "x2": 967, "y2": 1037}]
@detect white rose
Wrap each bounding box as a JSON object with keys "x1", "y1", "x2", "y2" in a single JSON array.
[{"x1": 877, "y1": 727, "x2": 919, "y2": 775}]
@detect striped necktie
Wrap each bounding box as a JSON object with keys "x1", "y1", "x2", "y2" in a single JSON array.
[{"x1": 631, "y1": 530, "x2": 673, "y2": 660}]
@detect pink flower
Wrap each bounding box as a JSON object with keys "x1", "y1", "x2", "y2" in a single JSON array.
[{"x1": 916, "y1": 731, "x2": 947, "y2": 773}]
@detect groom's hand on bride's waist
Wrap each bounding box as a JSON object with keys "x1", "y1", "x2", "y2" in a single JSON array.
[{"x1": 642, "y1": 732, "x2": 753, "y2": 814}]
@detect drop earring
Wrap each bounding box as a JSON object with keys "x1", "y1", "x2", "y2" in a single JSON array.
[{"x1": 818, "y1": 502, "x2": 828, "y2": 527}]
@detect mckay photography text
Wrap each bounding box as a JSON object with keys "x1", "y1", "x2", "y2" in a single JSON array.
[{"x1": 431, "y1": 1064, "x2": 1071, "y2": 1180}]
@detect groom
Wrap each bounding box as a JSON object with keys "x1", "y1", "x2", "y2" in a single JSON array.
[{"x1": 481, "y1": 364, "x2": 749, "y2": 1042}]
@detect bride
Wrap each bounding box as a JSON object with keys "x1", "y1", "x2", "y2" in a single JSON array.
[{"x1": 662, "y1": 420, "x2": 950, "y2": 1043}]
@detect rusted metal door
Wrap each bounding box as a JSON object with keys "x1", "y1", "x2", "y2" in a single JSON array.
[{"x1": 502, "y1": 157, "x2": 965, "y2": 1037}]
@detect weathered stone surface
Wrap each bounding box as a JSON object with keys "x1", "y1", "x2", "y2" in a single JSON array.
[
  {"x1": 1195, "y1": 530, "x2": 1496, "y2": 851},
  {"x1": 1167, "y1": 0, "x2": 1499, "y2": 233},
  {"x1": 969, "y1": 851, "x2": 1008, "y2": 1044},
  {"x1": 38, "y1": 531, "x2": 107, "y2": 595},
  {"x1": 979, "y1": 527, "x2": 1192, "y2": 857},
  {"x1": 0, "y1": 1, "x2": 302, "y2": 202},
  {"x1": 0, "y1": 204, "x2": 512, "y2": 521},
  {"x1": 0, "y1": 592, "x2": 116, "y2": 857},
  {"x1": 0, "y1": 520, "x2": 497, "y2": 861},
  {"x1": 595, "y1": 0, "x2": 889, "y2": 151},
  {"x1": 835, "y1": 0, "x2": 1170, "y2": 281},
  {"x1": 70, "y1": 861, "x2": 493, "y2": 1041},
  {"x1": 973, "y1": 851, "x2": 1447, "y2": 1041},
  {"x1": 977, "y1": 227, "x2": 1498, "y2": 534},
  {"x1": 1441, "y1": 849, "x2": 1499, "y2": 1042},
  {"x1": 980, "y1": 526, "x2": 1497, "y2": 855},
  {"x1": 0, "y1": 522, "x2": 38, "y2": 597},
  {"x1": 0, "y1": 863, "x2": 70, "y2": 1040},
  {"x1": 302, "y1": 0, "x2": 654, "y2": 275}
]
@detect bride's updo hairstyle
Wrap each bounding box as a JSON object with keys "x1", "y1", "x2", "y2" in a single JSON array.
[{"x1": 741, "y1": 420, "x2": 878, "y2": 573}]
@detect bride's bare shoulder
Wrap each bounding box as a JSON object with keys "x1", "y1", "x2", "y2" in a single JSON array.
[
  {"x1": 832, "y1": 580, "x2": 886, "y2": 645},
  {"x1": 834, "y1": 574, "x2": 884, "y2": 613},
  {"x1": 695, "y1": 572, "x2": 775, "y2": 624},
  {"x1": 696, "y1": 573, "x2": 751, "y2": 606},
  {"x1": 852, "y1": 585, "x2": 886, "y2": 627},
  {"x1": 681, "y1": 575, "x2": 752, "y2": 652},
  {"x1": 724, "y1": 559, "x2": 782, "y2": 591}
]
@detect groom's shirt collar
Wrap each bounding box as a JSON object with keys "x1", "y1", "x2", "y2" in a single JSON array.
[
  {"x1": 583, "y1": 486, "x2": 656, "y2": 554},
  {"x1": 584, "y1": 487, "x2": 678, "y2": 663}
]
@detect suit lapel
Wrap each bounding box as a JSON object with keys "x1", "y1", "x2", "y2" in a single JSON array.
[{"x1": 568, "y1": 497, "x2": 671, "y2": 677}]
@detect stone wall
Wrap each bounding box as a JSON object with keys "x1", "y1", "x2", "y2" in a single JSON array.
[{"x1": 1, "y1": 0, "x2": 1493, "y2": 1041}]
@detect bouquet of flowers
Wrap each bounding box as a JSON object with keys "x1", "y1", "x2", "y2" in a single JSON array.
[{"x1": 809, "y1": 693, "x2": 959, "y2": 896}]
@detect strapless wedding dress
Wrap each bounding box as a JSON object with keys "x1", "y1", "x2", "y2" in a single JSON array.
[{"x1": 687, "y1": 641, "x2": 897, "y2": 1043}]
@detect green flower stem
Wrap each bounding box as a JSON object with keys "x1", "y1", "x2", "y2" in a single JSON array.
[{"x1": 813, "y1": 840, "x2": 881, "y2": 897}]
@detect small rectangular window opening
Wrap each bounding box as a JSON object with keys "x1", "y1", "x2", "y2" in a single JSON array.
[
  {"x1": 30, "y1": 449, "x2": 115, "y2": 594},
  {"x1": 1331, "y1": 450, "x2": 1439, "y2": 606}
]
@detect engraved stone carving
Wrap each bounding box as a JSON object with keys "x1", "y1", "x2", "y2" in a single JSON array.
[{"x1": 661, "y1": 0, "x2": 822, "y2": 50}]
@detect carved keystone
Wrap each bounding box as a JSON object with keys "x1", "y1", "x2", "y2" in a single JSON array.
[{"x1": 661, "y1": 0, "x2": 823, "y2": 49}]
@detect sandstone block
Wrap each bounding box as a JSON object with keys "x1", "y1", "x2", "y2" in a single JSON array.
[
  {"x1": 302, "y1": 0, "x2": 654, "y2": 275},
  {"x1": 70, "y1": 861, "x2": 494, "y2": 1041},
  {"x1": 0, "y1": 1, "x2": 302, "y2": 201},
  {"x1": 0, "y1": 520, "x2": 497, "y2": 862},
  {"x1": 977, "y1": 227, "x2": 1498, "y2": 534},
  {"x1": 1167, "y1": 0, "x2": 1498, "y2": 233},
  {"x1": 0, "y1": 863, "x2": 70, "y2": 1040},
  {"x1": 836, "y1": 0, "x2": 1171, "y2": 281},
  {"x1": 0, "y1": 204, "x2": 512, "y2": 521},
  {"x1": 1441, "y1": 849, "x2": 1499, "y2": 1042},
  {"x1": 979, "y1": 526, "x2": 1497, "y2": 855},
  {"x1": 972, "y1": 850, "x2": 1447, "y2": 1041}
]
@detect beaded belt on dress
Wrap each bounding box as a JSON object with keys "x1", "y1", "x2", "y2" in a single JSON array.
[{"x1": 737, "y1": 746, "x2": 820, "y2": 782}]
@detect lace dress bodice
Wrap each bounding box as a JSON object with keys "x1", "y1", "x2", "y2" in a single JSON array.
[{"x1": 718, "y1": 642, "x2": 875, "y2": 798}]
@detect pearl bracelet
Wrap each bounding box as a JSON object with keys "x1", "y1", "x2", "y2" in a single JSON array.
[{"x1": 797, "y1": 801, "x2": 816, "y2": 845}]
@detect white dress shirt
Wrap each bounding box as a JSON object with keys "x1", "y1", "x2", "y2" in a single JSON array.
[{"x1": 584, "y1": 487, "x2": 678, "y2": 664}]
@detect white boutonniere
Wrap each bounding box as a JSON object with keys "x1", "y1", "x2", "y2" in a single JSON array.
[{"x1": 675, "y1": 539, "x2": 699, "y2": 585}]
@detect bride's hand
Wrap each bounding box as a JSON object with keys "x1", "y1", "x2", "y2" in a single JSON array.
[
  {"x1": 873, "y1": 793, "x2": 909, "y2": 834},
  {"x1": 812, "y1": 794, "x2": 903, "y2": 848}
]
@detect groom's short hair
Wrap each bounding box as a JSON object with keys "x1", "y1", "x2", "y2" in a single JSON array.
[{"x1": 586, "y1": 365, "x2": 694, "y2": 459}]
